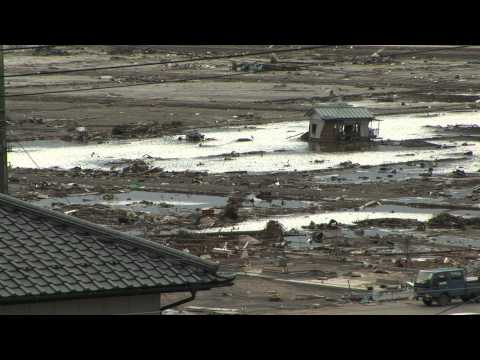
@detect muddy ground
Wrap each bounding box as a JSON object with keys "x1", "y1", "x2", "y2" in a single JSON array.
[
  {"x1": 5, "y1": 45, "x2": 480, "y2": 315},
  {"x1": 6, "y1": 45, "x2": 480, "y2": 142}
]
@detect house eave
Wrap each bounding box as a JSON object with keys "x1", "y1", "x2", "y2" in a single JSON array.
[{"x1": 0, "y1": 277, "x2": 235, "y2": 307}]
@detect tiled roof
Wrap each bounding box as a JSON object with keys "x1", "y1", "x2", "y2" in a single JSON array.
[
  {"x1": 0, "y1": 194, "x2": 234, "y2": 304},
  {"x1": 308, "y1": 104, "x2": 374, "y2": 121}
]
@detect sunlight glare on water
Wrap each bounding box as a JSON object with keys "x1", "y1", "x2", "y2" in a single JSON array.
[{"x1": 9, "y1": 111, "x2": 480, "y2": 173}]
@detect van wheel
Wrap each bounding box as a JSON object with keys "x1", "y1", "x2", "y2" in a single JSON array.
[
  {"x1": 461, "y1": 296, "x2": 471, "y2": 303},
  {"x1": 437, "y1": 294, "x2": 451, "y2": 307},
  {"x1": 422, "y1": 298, "x2": 433, "y2": 306}
]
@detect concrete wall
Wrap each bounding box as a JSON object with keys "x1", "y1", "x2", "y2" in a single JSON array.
[{"x1": 0, "y1": 294, "x2": 162, "y2": 315}]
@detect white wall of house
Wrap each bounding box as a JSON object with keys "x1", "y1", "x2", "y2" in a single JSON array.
[
  {"x1": 0, "y1": 294, "x2": 162, "y2": 315},
  {"x1": 359, "y1": 120, "x2": 371, "y2": 138},
  {"x1": 309, "y1": 116, "x2": 325, "y2": 139}
]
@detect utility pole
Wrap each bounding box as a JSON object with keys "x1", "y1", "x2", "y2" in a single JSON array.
[
  {"x1": 0, "y1": 45, "x2": 8, "y2": 194},
  {"x1": 405, "y1": 237, "x2": 411, "y2": 269}
]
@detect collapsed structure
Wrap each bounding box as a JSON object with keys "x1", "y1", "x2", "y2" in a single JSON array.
[{"x1": 306, "y1": 104, "x2": 380, "y2": 143}]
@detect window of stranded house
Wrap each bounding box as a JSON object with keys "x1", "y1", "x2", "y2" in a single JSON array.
[
  {"x1": 311, "y1": 124, "x2": 317, "y2": 136},
  {"x1": 340, "y1": 123, "x2": 360, "y2": 140}
]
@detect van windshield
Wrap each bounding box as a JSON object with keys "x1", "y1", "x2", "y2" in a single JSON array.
[{"x1": 416, "y1": 272, "x2": 433, "y2": 284}]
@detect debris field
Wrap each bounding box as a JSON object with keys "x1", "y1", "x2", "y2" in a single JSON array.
[{"x1": 6, "y1": 45, "x2": 480, "y2": 314}]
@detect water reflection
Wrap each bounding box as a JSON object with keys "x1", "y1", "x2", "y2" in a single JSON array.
[{"x1": 9, "y1": 111, "x2": 480, "y2": 173}]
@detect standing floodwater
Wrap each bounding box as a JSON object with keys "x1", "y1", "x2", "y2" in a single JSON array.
[{"x1": 9, "y1": 111, "x2": 480, "y2": 173}]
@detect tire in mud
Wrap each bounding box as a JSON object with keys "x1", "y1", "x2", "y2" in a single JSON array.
[
  {"x1": 422, "y1": 298, "x2": 433, "y2": 306},
  {"x1": 437, "y1": 294, "x2": 451, "y2": 307}
]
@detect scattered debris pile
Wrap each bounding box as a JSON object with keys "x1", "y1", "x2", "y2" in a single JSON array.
[
  {"x1": 58, "y1": 204, "x2": 138, "y2": 226},
  {"x1": 107, "y1": 46, "x2": 138, "y2": 56},
  {"x1": 303, "y1": 219, "x2": 340, "y2": 230},
  {"x1": 33, "y1": 46, "x2": 69, "y2": 56},
  {"x1": 339, "y1": 161, "x2": 360, "y2": 169},
  {"x1": 300, "y1": 132, "x2": 310, "y2": 142},
  {"x1": 232, "y1": 62, "x2": 301, "y2": 72},
  {"x1": 111, "y1": 121, "x2": 183, "y2": 139},
  {"x1": 121, "y1": 160, "x2": 150, "y2": 174},
  {"x1": 352, "y1": 54, "x2": 394, "y2": 65},
  {"x1": 73, "y1": 127, "x2": 89, "y2": 143},
  {"x1": 355, "y1": 218, "x2": 424, "y2": 228},
  {"x1": 427, "y1": 213, "x2": 480, "y2": 229},
  {"x1": 264, "y1": 220, "x2": 285, "y2": 242},
  {"x1": 221, "y1": 193, "x2": 244, "y2": 221},
  {"x1": 452, "y1": 169, "x2": 467, "y2": 178},
  {"x1": 426, "y1": 124, "x2": 480, "y2": 134},
  {"x1": 183, "y1": 130, "x2": 206, "y2": 142},
  {"x1": 381, "y1": 139, "x2": 443, "y2": 149}
]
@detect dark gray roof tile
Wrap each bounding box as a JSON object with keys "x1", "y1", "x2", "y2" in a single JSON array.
[
  {"x1": 10, "y1": 288, "x2": 27, "y2": 297},
  {"x1": 137, "y1": 278, "x2": 156, "y2": 287},
  {"x1": 14, "y1": 278, "x2": 33, "y2": 288},
  {"x1": 121, "y1": 279, "x2": 141, "y2": 288},
  {"x1": 51, "y1": 284, "x2": 70, "y2": 294},
  {"x1": 65, "y1": 283, "x2": 84, "y2": 292},
  {"x1": 106, "y1": 280, "x2": 128, "y2": 290},
  {"x1": 36, "y1": 286, "x2": 56, "y2": 295},
  {"x1": 31, "y1": 277, "x2": 47, "y2": 286},
  {"x1": 45, "y1": 276, "x2": 64, "y2": 286},
  {"x1": 103, "y1": 273, "x2": 121, "y2": 281},
  {"x1": 5, "y1": 271, "x2": 25, "y2": 280},
  {"x1": 72, "y1": 274, "x2": 90, "y2": 283},
  {"x1": 0, "y1": 280, "x2": 18, "y2": 289},
  {"x1": 93, "y1": 281, "x2": 114, "y2": 291},
  {"x1": 130, "y1": 270, "x2": 149, "y2": 279},
  {"x1": 23, "y1": 287, "x2": 41, "y2": 296},
  {"x1": 0, "y1": 263, "x2": 17, "y2": 271}
]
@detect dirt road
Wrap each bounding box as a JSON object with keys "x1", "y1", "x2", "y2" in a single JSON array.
[{"x1": 282, "y1": 300, "x2": 480, "y2": 315}]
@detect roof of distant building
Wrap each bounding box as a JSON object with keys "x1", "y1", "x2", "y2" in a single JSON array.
[{"x1": 307, "y1": 104, "x2": 374, "y2": 121}]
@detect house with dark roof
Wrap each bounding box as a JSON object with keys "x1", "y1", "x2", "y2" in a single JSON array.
[
  {"x1": 0, "y1": 194, "x2": 234, "y2": 315},
  {"x1": 306, "y1": 104, "x2": 380, "y2": 143}
]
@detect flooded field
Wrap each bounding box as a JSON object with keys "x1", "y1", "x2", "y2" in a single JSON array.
[
  {"x1": 32, "y1": 191, "x2": 315, "y2": 213},
  {"x1": 9, "y1": 111, "x2": 480, "y2": 174},
  {"x1": 33, "y1": 191, "x2": 228, "y2": 214},
  {"x1": 199, "y1": 204, "x2": 480, "y2": 233}
]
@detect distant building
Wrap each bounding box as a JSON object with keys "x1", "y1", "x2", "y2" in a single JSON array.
[
  {"x1": 306, "y1": 104, "x2": 380, "y2": 143},
  {"x1": 0, "y1": 194, "x2": 234, "y2": 315}
]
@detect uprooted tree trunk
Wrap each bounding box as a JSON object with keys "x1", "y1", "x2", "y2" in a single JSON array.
[
  {"x1": 221, "y1": 193, "x2": 245, "y2": 221},
  {"x1": 264, "y1": 221, "x2": 285, "y2": 242}
]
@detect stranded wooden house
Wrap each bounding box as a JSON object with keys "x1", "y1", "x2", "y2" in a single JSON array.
[{"x1": 306, "y1": 104, "x2": 380, "y2": 143}]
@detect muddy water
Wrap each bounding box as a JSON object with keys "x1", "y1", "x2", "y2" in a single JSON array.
[
  {"x1": 200, "y1": 204, "x2": 480, "y2": 233},
  {"x1": 32, "y1": 191, "x2": 313, "y2": 214},
  {"x1": 200, "y1": 206, "x2": 437, "y2": 233},
  {"x1": 10, "y1": 111, "x2": 480, "y2": 173},
  {"x1": 314, "y1": 160, "x2": 474, "y2": 184},
  {"x1": 33, "y1": 191, "x2": 228, "y2": 214}
]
